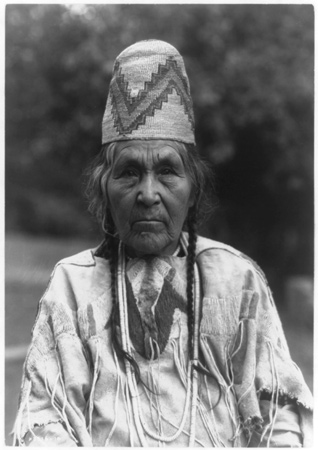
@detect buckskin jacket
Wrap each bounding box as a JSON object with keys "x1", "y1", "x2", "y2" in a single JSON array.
[{"x1": 14, "y1": 236, "x2": 313, "y2": 447}]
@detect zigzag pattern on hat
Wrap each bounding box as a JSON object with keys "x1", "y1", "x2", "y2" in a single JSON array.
[{"x1": 110, "y1": 57, "x2": 195, "y2": 135}]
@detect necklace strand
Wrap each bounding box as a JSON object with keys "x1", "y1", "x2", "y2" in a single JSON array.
[
  {"x1": 117, "y1": 243, "x2": 148, "y2": 446},
  {"x1": 189, "y1": 262, "x2": 200, "y2": 446},
  {"x1": 117, "y1": 236, "x2": 200, "y2": 446}
]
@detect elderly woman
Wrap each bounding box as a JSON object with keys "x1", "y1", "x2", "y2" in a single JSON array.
[{"x1": 14, "y1": 40, "x2": 312, "y2": 447}]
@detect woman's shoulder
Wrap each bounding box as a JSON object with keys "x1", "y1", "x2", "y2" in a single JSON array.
[
  {"x1": 196, "y1": 235, "x2": 242, "y2": 258},
  {"x1": 55, "y1": 248, "x2": 98, "y2": 267},
  {"x1": 40, "y1": 247, "x2": 112, "y2": 312},
  {"x1": 44, "y1": 247, "x2": 110, "y2": 293},
  {"x1": 50, "y1": 246, "x2": 112, "y2": 271},
  {"x1": 196, "y1": 235, "x2": 267, "y2": 282}
]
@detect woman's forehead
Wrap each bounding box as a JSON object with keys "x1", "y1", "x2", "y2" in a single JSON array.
[{"x1": 112, "y1": 140, "x2": 185, "y2": 163}]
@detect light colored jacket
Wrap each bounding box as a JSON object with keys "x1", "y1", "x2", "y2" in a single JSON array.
[{"x1": 14, "y1": 236, "x2": 313, "y2": 447}]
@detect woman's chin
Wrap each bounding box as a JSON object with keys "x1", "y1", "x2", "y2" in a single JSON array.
[{"x1": 125, "y1": 233, "x2": 176, "y2": 257}]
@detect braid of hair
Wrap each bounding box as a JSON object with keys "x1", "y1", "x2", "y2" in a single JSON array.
[
  {"x1": 104, "y1": 211, "x2": 147, "y2": 387},
  {"x1": 104, "y1": 209, "x2": 119, "y2": 354},
  {"x1": 186, "y1": 206, "x2": 198, "y2": 361},
  {"x1": 107, "y1": 229, "x2": 118, "y2": 326}
]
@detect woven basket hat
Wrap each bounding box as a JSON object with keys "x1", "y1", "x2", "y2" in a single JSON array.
[{"x1": 102, "y1": 40, "x2": 195, "y2": 145}]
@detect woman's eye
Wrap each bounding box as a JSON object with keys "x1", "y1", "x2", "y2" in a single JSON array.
[
  {"x1": 122, "y1": 169, "x2": 138, "y2": 178},
  {"x1": 160, "y1": 167, "x2": 175, "y2": 176}
]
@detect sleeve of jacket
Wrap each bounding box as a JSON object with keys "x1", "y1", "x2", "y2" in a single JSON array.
[
  {"x1": 196, "y1": 242, "x2": 313, "y2": 448},
  {"x1": 230, "y1": 256, "x2": 313, "y2": 447},
  {"x1": 13, "y1": 263, "x2": 94, "y2": 447}
]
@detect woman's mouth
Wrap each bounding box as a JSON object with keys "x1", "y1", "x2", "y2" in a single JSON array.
[{"x1": 132, "y1": 220, "x2": 165, "y2": 231}]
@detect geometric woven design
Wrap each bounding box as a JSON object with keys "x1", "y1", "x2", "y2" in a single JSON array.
[
  {"x1": 110, "y1": 57, "x2": 195, "y2": 135},
  {"x1": 125, "y1": 256, "x2": 187, "y2": 360},
  {"x1": 102, "y1": 40, "x2": 196, "y2": 145}
]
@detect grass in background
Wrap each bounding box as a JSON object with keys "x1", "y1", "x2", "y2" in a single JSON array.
[{"x1": 5, "y1": 233, "x2": 313, "y2": 444}]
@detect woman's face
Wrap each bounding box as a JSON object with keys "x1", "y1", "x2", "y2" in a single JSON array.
[{"x1": 107, "y1": 140, "x2": 194, "y2": 257}]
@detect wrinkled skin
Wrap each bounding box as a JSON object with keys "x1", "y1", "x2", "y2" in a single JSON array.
[{"x1": 107, "y1": 140, "x2": 194, "y2": 257}]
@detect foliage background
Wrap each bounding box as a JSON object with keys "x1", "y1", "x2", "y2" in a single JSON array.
[{"x1": 6, "y1": 3, "x2": 314, "y2": 301}]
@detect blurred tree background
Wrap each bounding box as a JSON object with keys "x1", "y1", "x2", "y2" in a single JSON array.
[{"x1": 5, "y1": 4, "x2": 314, "y2": 303}]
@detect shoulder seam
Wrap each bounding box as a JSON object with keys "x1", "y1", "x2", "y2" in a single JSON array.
[
  {"x1": 195, "y1": 245, "x2": 239, "y2": 261},
  {"x1": 56, "y1": 249, "x2": 96, "y2": 267},
  {"x1": 195, "y1": 246, "x2": 268, "y2": 286}
]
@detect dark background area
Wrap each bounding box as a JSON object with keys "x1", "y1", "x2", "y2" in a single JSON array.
[{"x1": 4, "y1": 4, "x2": 314, "y2": 444}]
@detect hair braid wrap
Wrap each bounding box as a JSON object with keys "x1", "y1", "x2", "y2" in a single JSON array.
[{"x1": 186, "y1": 206, "x2": 198, "y2": 361}]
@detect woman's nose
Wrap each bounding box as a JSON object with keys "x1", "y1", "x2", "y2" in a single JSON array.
[{"x1": 137, "y1": 174, "x2": 160, "y2": 206}]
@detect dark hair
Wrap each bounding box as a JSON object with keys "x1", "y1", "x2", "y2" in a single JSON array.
[{"x1": 84, "y1": 141, "x2": 220, "y2": 405}]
